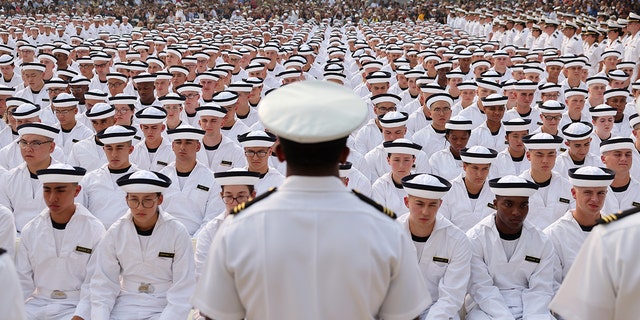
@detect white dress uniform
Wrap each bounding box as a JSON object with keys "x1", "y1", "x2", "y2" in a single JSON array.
[
  {"x1": 196, "y1": 136, "x2": 246, "y2": 173},
  {"x1": 371, "y1": 172, "x2": 409, "y2": 214},
  {"x1": 544, "y1": 30, "x2": 563, "y2": 50},
  {"x1": 543, "y1": 210, "x2": 591, "y2": 292},
  {"x1": 602, "y1": 178, "x2": 640, "y2": 214},
  {"x1": 160, "y1": 162, "x2": 225, "y2": 236},
  {"x1": 465, "y1": 214, "x2": 555, "y2": 319},
  {"x1": 54, "y1": 123, "x2": 93, "y2": 158},
  {"x1": 397, "y1": 213, "x2": 471, "y2": 320},
  {"x1": 0, "y1": 127, "x2": 17, "y2": 148},
  {"x1": 130, "y1": 138, "x2": 175, "y2": 171},
  {"x1": 412, "y1": 124, "x2": 447, "y2": 159},
  {"x1": 15, "y1": 87, "x2": 50, "y2": 110},
  {"x1": 16, "y1": 204, "x2": 105, "y2": 320},
  {"x1": 236, "y1": 107, "x2": 260, "y2": 128},
  {"x1": 561, "y1": 35, "x2": 583, "y2": 56},
  {"x1": 518, "y1": 170, "x2": 574, "y2": 230},
  {"x1": 345, "y1": 167, "x2": 372, "y2": 196},
  {"x1": 458, "y1": 103, "x2": 485, "y2": 129},
  {"x1": 250, "y1": 167, "x2": 285, "y2": 195},
  {"x1": 78, "y1": 164, "x2": 138, "y2": 228},
  {"x1": 220, "y1": 119, "x2": 251, "y2": 141},
  {"x1": 0, "y1": 204, "x2": 16, "y2": 258},
  {"x1": 0, "y1": 74, "x2": 23, "y2": 89},
  {"x1": 468, "y1": 122, "x2": 508, "y2": 153},
  {"x1": 429, "y1": 148, "x2": 464, "y2": 181},
  {"x1": 504, "y1": 108, "x2": 541, "y2": 132},
  {"x1": 554, "y1": 151, "x2": 602, "y2": 177},
  {"x1": 364, "y1": 144, "x2": 429, "y2": 183},
  {"x1": 440, "y1": 175, "x2": 496, "y2": 232},
  {"x1": 67, "y1": 136, "x2": 108, "y2": 172},
  {"x1": 353, "y1": 119, "x2": 382, "y2": 155},
  {"x1": 0, "y1": 142, "x2": 65, "y2": 170},
  {"x1": 623, "y1": 32, "x2": 640, "y2": 63},
  {"x1": 192, "y1": 176, "x2": 431, "y2": 320},
  {"x1": 406, "y1": 108, "x2": 432, "y2": 137},
  {"x1": 0, "y1": 248, "x2": 25, "y2": 320},
  {"x1": 193, "y1": 212, "x2": 225, "y2": 278},
  {"x1": 0, "y1": 161, "x2": 59, "y2": 232},
  {"x1": 549, "y1": 212, "x2": 640, "y2": 320},
  {"x1": 90, "y1": 210, "x2": 196, "y2": 320}
]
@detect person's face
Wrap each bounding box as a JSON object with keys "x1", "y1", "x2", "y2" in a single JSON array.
[
  {"x1": 546, "y1": 65, "x2": 561, "y2": 78},
  {"x1": 147, "y1": 63, "x2": 162, "y2": 74},
  {"x1": 446, "y1": 130, "x2": 470, "y2": 153},
  {"x1": 494, "y1": 195, "x2": 529, "y2": 234},
  {"x1": 0, "y1": 64, "x2": 14, "y2": 75},
  {"x1": 540, "y1": 91, "x2": 560, "y2": 102},
  {"x1": 382, "y1": 125, "x2": 406, "y2": 142},
  {"x1": 430, "y1": 101, "x2": 452, "y2": 127},
  {"x1": 20, "y1": 49, "x2": 34, "y2": 62},
  {"x1": 572, "y1": 186, "x2": 607, "y2": 216},
  {"x1": 53, "y1": 106, "x2": 78, "y2": 127},
  {"x1": 368, "y1": 82, "x2": 389, "y2": 96},
  {"x1": 387, "y1": 153, "x2": 415, "y2": 178},
  {"x1": 601, "y1": 149, "x2": 633, "y2": 174},
  {"x1": 506, "y1": 131, "x2": 527, "y2": 152},
  {"x1": 565, "y1": 96, "x2": 585, "y2": 112},
  {"x1": 103, "y1": 142, "x2": 133, "y2": 169},
  {"x1": 463, "y1": 162, "x2": 491, "y2": 186},
  {"x1": 171, "y1": 72, "x2": 187, "y2": 88},
  {"x1": 140, "y1": 123, "x2": 165, "y2": 141},
  {"x1": 373, "y1": 102, "x2": 396, "y2": 117},
  {"x1": 136, "y1": 82, "x2": 155, "y2": 100},
  {"x1": 460, "y1": 89, "x2": 476, "y2": 103},
  {"x1": 593, "y1": 116, "x2": 614, "y2": 134},
  {"x1": 473, "y1": 65, "x2": 488, "y2": 77},
  {"x1": 78, "y1": 63, "x2": 94, "y2": 78},
  {"x1": 609, "y1": 79, "x2": 626, "y2": 88},
  {"x1": 43, "y1": 183, "x2": 81, "y2": 216},
  {"x1": 91, "y1": 117, "x2": 115, "y2": 132},
  {"x1": 605, "y1": 96, "x2": 627, "y2": 116},
  {"x1": 113, "y1": 104, "x2": 133, "y2": 125},
  {"x1": 527, "y1": 149, "x2": 556, "y2": 173},
  {"x1": 566, "y1": 137, "x2": 591, "y2": 159},
  {"x1": 126, "y1": 192, "x2": 162, "y2": 227},
  {"x1": 172, "y1": 138, "x2": 200, "y2": 160},
  {"x1": 47, "y1": 87, "x2": 67, "y2": 101},
  {"x1": 245, "y1": 146, "x2": 271, "y2": 170},
  {"x1": 525, "y1": 73, "x2": 540, "y2": 82},
  {"x1": 540, "y1": 112, "x2": 562, "y2": 130},
  {"x1": 23, "y1": 70, "x2": 44, "y2": 88},
  {"x1": 477, "y1": 87, "x2": 495, "y2": 99},
  {"x1": 405, "y1": 195, "x2": 441, "y2": 229},
  {"x1": 154, "y1": 79, "x2": 170, "y2": 94},
  {"x1": 199, "y1": 79, "x2": 216, "y2": 93},
  {"x1": 221, "y1": 185, "x2": 254, "y2": 211},
  {"x1": 198, "y1": 115, "x2": 224, "y2": 133},
  {"x1": 516, "y1": 90, "x2": 535, "y2": 107},
  {"x1": 494, "y1": 56, "x2": 508, "y2": 67},
  {"x1": 588, "y1": 83, "x2": 606, "y2": 98},
  {"x1": 163, "y1": 104, "x2": 183, "y2": 120},
  {"x1": 19, "y1": 133, "x2": 54, "y2": 164},
  {"x1": 484, "y1": 105, "x2": 505, "y2": 123},
  {"x1": 93, "y1": 61, "x2": 110, "y2": 76},
  {"x1": 107, "y1": 80, "x2": 126, "y2": 96}
]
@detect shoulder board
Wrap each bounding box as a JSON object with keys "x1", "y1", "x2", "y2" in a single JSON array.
[
  {"x1": 352, "y1": 189, "x2": 396, "y2": 219},
  {"x1": 573, "y1": 36, "x2": 578, "y2": 41},
  {"x1": 596, "y1": 206, "x2": 640, "y2": 225},
  {"x1": 594, "y1": 43, "x2": 598, "y2": 47},
  {"x1": 0, "y1": 247, "x2": 5, "y2": 255},
  {"x1": 552, "y1": 34, "x2": 557, "y2": 38},
  {"x1": 229, "y1": 187, "x2": 277, "y2": 216}
]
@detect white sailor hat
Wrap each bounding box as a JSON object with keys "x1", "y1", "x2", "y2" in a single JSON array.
[
  {"x1": 457, "y1": 80, "x2": 477, "y2": 91},
  {"x1": 489, "y1": 175, "x2": 539, "y2": 197},
  {"x1": 586, "y1": 76, "x2": 609, "y2": 86},
  {"x1": 607, "y1": 69, "x2": 629, "y2": 81},
  {"x1": 211, "y1": 90, "x2": 238, "y2": 107},
  {"x1": 277, "y1": 69, "x2": 302, "y2": 80},
  {"x1": 237, "y1": 130, "x2": 277, "y2": 148},
  {"x1": 460, "y1": 145, "x2": 498, "y2": 164},
  {"x1": 420, "y1": 83, "x2": 445, "y2": 94},
  {"x1": 361, "y1": 61, "x2": 383, "y2": 72},
  {"x1": 446, "y1": 115, "x2": 473, "y2": 131},
  {"x1": 476, "y1": 78, "x2": 502, "y2": 92},
  {"x1": 259, "y1": 81, "x2": 366, "y2": 143},
  {"x1": 600, "y1": 50, "x2": 621, "y2": 60},
  {"x1": 604, "y1": 88, "x2": 629, "y2": 100},
  {"x1": 176, "y1": 83, "x2": 202, "y2": 95},
  {"x1": 166, "y1": 47, "x2": 183, "y2": 58},
  {"x1": 404, "y1": 69, "x2": 425, "y2": 79},
  {"x1": 228, "y1": 81, "x2": 253, "y2": 93},
  {"x1": 514, "y1": 79, "x2": 538, "y2": 91},
  {"x1": 568, "y1": 166, "x2": 615, "y2": 187},
  {"x1": 0, "y1": 54, "x2": 14, "y2": 66},
  {"x1": 135, "y1": 107, "x2": 167, "y2": 124},
  {"x1": 196, "y1": 72, "x2": 221, "y2": 82},
  {"x1": 434, "y1": 61, "x2": 453, "y2": 70},
  {"x1": 116, "y1": 170, "x2": 171, "y2": 193},
  {"x1": 109, "y1": 94, "x2": 137, "y2": 106},
  {"x1": 69, "y1": 76, "x2": 90, "y2": 86},
  {"x1": 44, "y1": 78, "x2": 68, "y2": 89},
  {"x1": 12, "y1": 103, "x2": 42, "y2": 119},
  {"x1": 52, "y1": 93, "x2": 79, "y2": 108},
  {"x1": 37, "y1": 163, "x2": 87, "y2": 184},
  {"x1": 447, "y1": 70, "x2": 466, "y2": 79},
  {"x1": 158, "y1": 93, "x2": 185, "y2": 106},
  {"x1": 19, "y1": 44, "x2": 37, "y2": 52},
  {"x1": 17, "y1": 122, "x2": 59, "y2": 139},
  {"x1": 589, "y1": 104, "x2": 617, "y2": 117},
  {"x1": 214, "y1": 168, "x2": 261, "y2": 186},
  {"x1": 38, "y1": 53, "x2": 57, "y2": 64},
  {"x1": 21, "y1": 62, "x2": 46, "y2": 72},
  {"x1": 133, "y1": 73, "x2": 157, "y2": 84},
  {"x1": 106, "y1": 72, "x2": 127, "y2": 83},
  {"x1": 539, "y1": 82, "x2": 561, "y2": 93},
  {"x1": 379, "y1": 111, "x2": 409, "y2": 128},
  {"x1": 503, "y1": 118, "x2": 531, "y2": 132},
  {"x1": 383, "y1": 138, "x2": 422, "y2": 155},
  {"x1": 365, "y1": 71, "x2": 392, "y2": 84},
  {"x1": 0, "y1": 84, "x2": 15, "y2": 96},
  {"x1": 245, "y1": 63, "x2": 265, "y2": 73},
  {"x1": 86, "y1": 103, "x2": 115, "y2": 119},
  {"x1": 616, "y1": 61, "x2": 636, "y2": 70},
  {"x1": 564, "y1": 88, "x2": 588, "y2": 98},
  {"x1": 522, "y1": 132, "x2": 563, "y2": 150},
  {"x1": 167, "y1": 125, "x2": 205, "y2": 141},
  {"x1": 169, "y1": 65, "x2": 189, "y2": 76},
  {"x1": 600, "y1": 136, "x2": 634, "y2": 153},
  {"x1": 501, "y1": 79, "x2": 518, "y2": 91},
  {"x1": 564, "y1": 59, "x2": 585, "y2": 68},
  {"x1": 630, "y1": 113, "x2": 640, "y2": 129},
  {"x1": 562, "y1": 121, "x2": 593, "y2": 140},
  {"x1": 425, "y1": 93, "x2": 454, "y2": 109},
  {"x1": 146, "y1": 57, "x2": 165, "y2": 69},
  {"x1": 545, "y1": 59, "x2": 564, "y2": 67},
  {"x1": 90, "y1": 53, "x2": 111, "y2": 63},
  {"x1": 196, "y1": 103, "x2": 227, "y2": 118},
  {"x1": 402, "y1": 173, "x2": 452, "y2": 199},
  {"x1": 472, "y1": 59, "x2": 491, "y2": 68},
  {"x1": 154, "y1": 71, "x2": 172, "y2": 81},
  {"x1": 539, "y1": 100, "x2": 565, "y2": 113},
  {"x1": 482, "y1": 94, "x2": 508, "y2": 107},
  {"x1": 523, "y1": 66, "x2": 544, "y2": 75},
  {"x1": 97, "y1": 125, "x2": 136, "y2": 144},
  {"x1": 632, "y1": 81, "x2": 640, "y2": 90},
  {"x1": 84, "y1": 89, "x2": 108, "y2": 101},
  {"x1": 371, "y1": 93, "x2": 402, "y2": 105},
  {"x1": 324, "y1": 72, "x2": 347, "y2": 82}
]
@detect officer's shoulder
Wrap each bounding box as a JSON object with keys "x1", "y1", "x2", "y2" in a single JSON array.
[
  {"x1": 596, "y1": 206, "x2": 640, "y2": 226},
  {"x1": 229, "y1": 187, "x2": 277, "y2": 216},
  {"x1": 352, "y1": 189, "x2": 397, "y2": 219}
]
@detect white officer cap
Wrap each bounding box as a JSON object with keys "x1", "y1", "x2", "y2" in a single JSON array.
[
  {"x1": 259, "y1": 80, "x2": 368, "y2": 143},
  {"x1": 237, "y1": 130, "x2": 277, "y2": 148},
  {"x1": 402, "y1": 173, "x2": 452, "y2": 199},
  {"x1": 460, "y1": 145, "x2": 498, "y2": 164},
  {"x1": 489, "y1": 175, "x2": 539, "y2": 197},
  {"x1": 568, "y1": 166, "x2": 615, "y2": 187},
  {"x1": 37, "y1": 163, "x2": 87, "y2": 184},
  {"x1": 522, "y1": 132, "x2": 563, "y2": 150},
  {"x1": 117, "y1": 170, "x2": 172, "y2": 193},
  {"x1": 18, "y1": 122, "x2": 59, "y2": 139}
]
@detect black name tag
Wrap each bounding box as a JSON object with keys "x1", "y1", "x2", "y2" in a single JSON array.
[
  {"x1": 156, "y1": 161, "x2": 168, "y2": 166},
  {"x1": 197, "y1": 184, "x2": 210, "y2": 192},
  {"x1": 220, "y1": 160, "x2": 232, "y2": 166},
  {"x1": 559, "y1": 148, "x2": 567, "y2": 152},
  {"x1": 559, "y1": 198, "x2": 570, "y2": 204},
  {"x1": 72, "y1": 139, "x2": 79, "y2": 143},
  {"x1": 487, "y1": 203, "x2": 496, "y2": 210},
  {"x1": 158, "y1": 252, "x2": 175, "y2": 258},
  {"x1": 525, "y1": 256, "x2": 540, "y2": 263},
  {"x1": 633, "y1": 202, "x2": 640, "y2": 208},
  {"x1": 134, "y1": 136, "x2": 142, "y2": 140},
  {"x1": 75, "y1": 246, "x2": 92, "y2": 254},
  {"x1": 433, "y1": 256, "x2": 449, "y2": 264}
]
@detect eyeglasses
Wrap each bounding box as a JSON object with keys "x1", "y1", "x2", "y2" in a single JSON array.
[
  {"x1": 53, "y1": 108, "x2": 76, "y2": 114},
  {"x1": 431, "y1": 107, "x2": 452, "y2": 113},
  {"x1": 183, "y1": 93, "x2": 199, "y2": 99},
  {"x1": 222, "y1": 195, "x2": 249, "y2": 204},
  {"x1": 375, "y1": 106, "x2": 396, "y2": 112},
  {"x1": 542, "y1": 93, "x2": 560, "y2": 98},
  {"x1": 163, "y1": 106, "x2": 182, "y2": 111},
  {"x1": 126, "y1": 196, "x2": 159, "y2": 208},
  {"x1": 245, "y1": 150, "x2": 268, "y2": 158},
  {"x1": 115, "y1": 108, "x2": 131, "y2": 114},
  {"x1": 79, "y1": 64, "x2": 93, "y2": 69},
  {"x1": 107, "y1": 82, "x2": 125, "y2": 88},
  {"x1": 18, "y1": 139, "x2": 53, "y2": 149},
  {"x1": 542, "y1": 115, "x2": 562, "y2": 121},
  {"x1": 47, "y1": 88, "x2": 66, "y2": 93},
  {"x1": 94, "y1": 63, "x2": 108, "y2": 68},
  {"x1": 69, "y1": 87, "x2": 87, "y2": 92}
]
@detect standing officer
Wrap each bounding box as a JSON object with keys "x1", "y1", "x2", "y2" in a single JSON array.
[{"x1": 192, "y1": 80, "x2": 430, "y2": 319}]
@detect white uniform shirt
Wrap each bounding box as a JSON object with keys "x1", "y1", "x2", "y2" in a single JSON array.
[
  {"x1": 397, "y1": 213, "x2": 471, "y2": 320},
  {"x1": 0, "y1": 205, "x2": 16, "y2": 258},
  {"x1": 220, "y1": 118, "x2": 251, "y2": 142},
  {"x1": 468, "y1": 122, "x2": 507, "y2": 153},
  {"x1": 67, "y1": 136, "x2": 108, "y2": 172},
  {"x1": 429, "y1": 148, "x2": 464, "y2": 181},
  {"x1": 458, "y1": 103, "x2": 485, "y2": 129},
  {"x1": 0, "y1": 141, "x2": 65, "y2": 170},
  {"x1": 193, "y1": 212, "x2": 225, "y2": 279},
  {"x1": 364, "y1": 144, "x2": 429, "y2": 183},
  {"x1": 519, "y1": 170, "x2": 574, "y2": 230},
  {"x1": 440, "y1": 175, "x2": 496, "y2": 232},
  {"x1": 192, "y1": 176, "x2": 431, "y2": 320},
  {"x1": 196, "y1": 136, "x2": 246, "y2": 173},
  {"x1": 371, "y1": 172, "x2": 409, "y2": 214},
  {"x1": 236, "y1": 107, "x2": 260, "y2": 128},
  {"x1": 251, "y1": 167, "x2": 285, "y2": 195},
  {"x1": 130, "y1": 138, "x2": 175, "y2": 171},
  {"x1": 90, "y1": 210, "x2": 195, "y2": 320},
  {"x1": 406, "y1": 108, "x2": 432, "y2": 137},
  {"x1": 15, "y1": 86, "x2": 50, "y2": 110},
  {"x1": 0, "y1": 249, "x2": 25, "y2": 320},
  {"x1": 554, "y1": 151, "x2": 602, "y2": 179},
  {"x1": 465, "y1": 214, "x2": 555, "y2": 319},
  {"x1": 16, "y1": 204, "x2": 105, "y2": 320},
  {"x1": 54, "y1": 123, "x2": 93, "y2": 158},
  {"x1": 353, "y1": 119, "x2": 382, "y2": 155},
  {"x1": 602, "y1": 178, "x2": 640, "y2": 214},
  {"x1": 412, "y1": 124, "x2": 447, "y2": 159}
]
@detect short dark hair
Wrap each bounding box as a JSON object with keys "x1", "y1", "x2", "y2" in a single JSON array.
[
  {"x1": 220, "y1": 185, "x2": 255, "y2": 194},
  {"x1": 279, "y1": 137, "x2": 347, "y2": 168}
]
